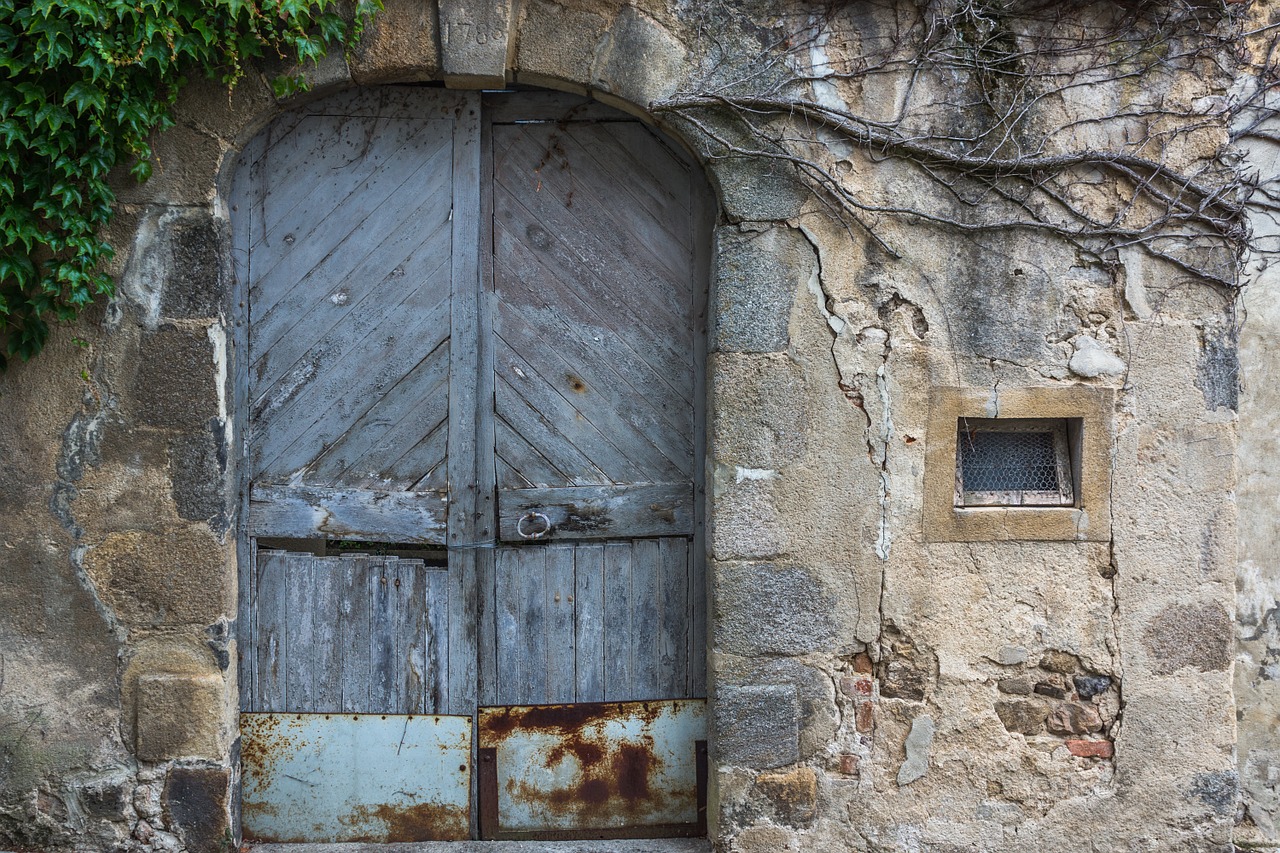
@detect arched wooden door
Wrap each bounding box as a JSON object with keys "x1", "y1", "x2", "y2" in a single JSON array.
[{"x1": 234, "y1": 88, "x2": 710, "y2": 843}]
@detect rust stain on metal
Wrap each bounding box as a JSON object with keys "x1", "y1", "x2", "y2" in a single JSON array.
[
  {"x1": 339, "y1": 802, "x2": 469, "y2": 842},
  {"x1": 482, "y1": 702, "x2": 674, "y2": 823}
]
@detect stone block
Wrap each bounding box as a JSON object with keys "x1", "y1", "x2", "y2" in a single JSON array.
[
  {"x1": 754, "y1": 766, "x2": 817, "y2": 827},
  {"x1": 515, "y1": 0, "x2": 608, "y2": 92},
  {"x1": 163, "y1": 766, "x2": 231, "y2": 853},
  {"x1": 713, "y1": 226, "x2": 815, "y2": 353},
  {"x1": 1142, "y1": 601, "x2": 1232, "y2": 675},
  {"x1": 83, "y1": 529, "x2": 232, "y2": 626},
  {"x1": 159, "y1": 213, "x2": 230, "y2": 320},
  {"x1": 169, "y1": 426, "x2": 227, "y2": 526},
  {"x1": 135, "y1": 673, "x2": 224, "y2": 761},
  {"x1": 133, "y1": 326, "x2": 219, "y2": 432},
  {"x1": 589, "y1": 6, "x2": 687, "y2": 108},
  {"x1": 995, "y1": 700, "x2": 1046, "y2": 735},
  {"x1": 715, "y1": 684, "x2": 800, "y2": 770},
  {"x1": 711, "y1": 353, "x2": 808, "y2": 467},
  {"x1": 349, "y1": 0, "x2": 441, "y2": 83},
  {"x1": 439, "y1": 0, "x2": 513, "y2": 87},
  {"x1": 714, "y1": 562, "x2": 836, "y2": 656},
  {"x1": 998, "y1": 677, "x2": 1033, "y2": 695}
]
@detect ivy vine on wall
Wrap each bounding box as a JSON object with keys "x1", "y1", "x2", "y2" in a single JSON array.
[{"x1": 0, "y1": 0, "x2": 380, "y2": 369}]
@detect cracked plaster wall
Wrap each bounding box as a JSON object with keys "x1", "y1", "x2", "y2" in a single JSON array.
[{"x1": 0, "y1": 1, "x2": 1246, "y2": 851}]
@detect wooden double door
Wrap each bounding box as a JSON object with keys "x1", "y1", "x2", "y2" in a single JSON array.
[{"x1": 233, "y1": 88, "x2": 709, "y2": 842}]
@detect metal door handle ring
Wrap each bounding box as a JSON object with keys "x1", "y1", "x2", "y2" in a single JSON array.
[{"x1": 517, "y1": 511, "x2": 552, "y2": 539}]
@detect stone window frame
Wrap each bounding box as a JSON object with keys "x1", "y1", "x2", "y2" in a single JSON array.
[{"x1": 924, "y1": 386, "x2": 1114, "y2": 542}]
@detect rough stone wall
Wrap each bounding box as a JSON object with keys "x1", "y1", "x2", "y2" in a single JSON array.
[{"x1": 0, "y1": 1, "x2": 1247, "y2": 851}]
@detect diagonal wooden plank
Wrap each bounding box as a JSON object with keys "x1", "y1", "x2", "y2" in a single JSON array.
[
  {"x1": 494, "y1": 337, "x2": 646, "y2": 484},
  {"x1": 488, "y1": 174, "x2": 691, "y2": 348},
  {"x1": 493, "y1": 217, "x2": 694, "y2": 409},
  {"x1": 250, "y1": 179, "x2": 453, "y2": 374},
  {"x1": 572, "y1": 122, "x2": 692, "y2": 243},
  {"x1": 255, "y1": 117, "x2": 450, "y2": 257},
  {"x1": 493, "y1": 289, "x2": 692, "y2": 478},
  {"x1": 493, "y1": 381, "x2": 611, "y2": 487},
  {"x1": 497, "y1": 125, "x2": 692, "y2": 293},
  {"x1": 404, "y1": 425, "x2": 451, "y2": 492},
  {"x1": 509, "y1": 123, "x2": 694, "y2": 265},
  {"x1": 305, "y1": 340, "x2": 451, "y2": 487},
  {"x1": 492, "y1": 190, "x2": 692, "y2": 380},
  {"x1": 495, "y1": 419, "x2": 570, "y2": 489},
  {"x1": 252, "y1": 279, "x2": 452, "y2": 481},
  {"x1": 250, "y1": 133, "x2": 453, "y2": 322}
]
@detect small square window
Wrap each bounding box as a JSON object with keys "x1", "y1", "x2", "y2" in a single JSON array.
[{"x1": 955, "y1": 418, "x2": 1077, "y2": 507}]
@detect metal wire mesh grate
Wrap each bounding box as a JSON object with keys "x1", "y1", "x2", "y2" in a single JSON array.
[{"x1": 959, "y1": 429, "x2": 1061, "y2": 493}]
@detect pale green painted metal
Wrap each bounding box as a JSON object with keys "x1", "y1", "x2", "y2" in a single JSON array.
[{"x1": 241, "y1": 713, "x2": 471, "y2": 843}]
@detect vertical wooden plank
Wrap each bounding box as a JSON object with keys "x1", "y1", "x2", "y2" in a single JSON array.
[
  {"x1": 399, "y1": 559, "x2": 427, "y2": 713},
  {"x1": 545, "y1": 544, "x2": 576, "y2": 704},
  {"x1": 446, "y1": 92, "x2": 482, "y2": 722},
  {"x1": 518, "y1": 547, "x2": 548, "y2": 704},
  {"x1": 631, "y1": 539, "x2": 661, "y2": 700},
  {"x1": 284, "y1": 553, "x2": 317, "y2": 712},
  {"x1": 370, "y1": 556, "x2": 400, "y2": 713},
  {"x1": 690, "y1": 155, "x2": 712, "y2": 700},
  {"x1": 659, "y1": 538, "x2": 690, "y2": 698},
  {"x1": 233, "y1": 134, "x2": 265, "y2": 715},
  {"x1": 424, "y1": 568, "x2": 449, "y2": 714},
  {"x1": 340, "y1": 555, "x2": 372, "y2": 713},
  {"x1": 312, "y1": 556, "x2": 343, "y2": 712},
  {"x1": 494, "y1": 547, "x2": 521, "y2": 705},
  {"x1": 602, "y1": 541, "x2": 633, "y2": 701},
  {"x1": 574, "y1": 543, "x2": 605, "y2": 703},
  {"x1": 254, "y1": 550, "x2": 288, "y2": 712}
]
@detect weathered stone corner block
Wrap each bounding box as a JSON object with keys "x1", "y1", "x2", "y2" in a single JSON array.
[
  {"x1": 715, "y1": 684, "x2": 802, "y2": 770},
  {"x1": 135, "y1": 673, "x2": 225, "y2": 761}
]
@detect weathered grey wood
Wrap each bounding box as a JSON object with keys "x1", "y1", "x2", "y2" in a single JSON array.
[
  {"x1": 250, "y1": 121, "x2": 451, "y2": 320},
  {"x1": 492, "y1": 296, "x2": 689, "y2": 480},
  {"x1": 602, "y1": 542, "x2": 633, "y2": 701},
  {"x1": 481, "y1": 91, "x2": 624, "y2": 124},
  {"x1": 497, "y1": 484, "x2": 693, "y2": 542},
  {"x1": 519, "y1": 547, "x2": 549, "y2": 704},
  {"x1": 445, "y1": 91, "x2": 482, "y2": 727},
  {"x1": 493, "y1": 381, "x2": 611, "y2": 486},
  {"x1": 493, "y1": 547, "x2": 521, "y2": 705},
  {"x1": 689, "y1": 172, "x2": 712, "y2": 701},
  {"x1": 494, "y1": 341, "x2": 645, "y2": 484},
  {"x1": 659, "y1": 538, "x2": 690, "y2": 697},
  {"x1": 545, "y1": 545, "x2": 576, "y2": 704},
  {"x1": 494, "y1": 126, "x2": 692, "y2": 334},
  {"x1": 254, "y1": 550, "x2": 289, "y2": 712},
  {"x1": 284, "y1": 554, "x2": 317, "y2": 711},
  {"x1": 308, "y1": 340, "x2": 450, "y2": 488},
  {"x1": 248, "y1": 484, "x2": 448, "y2": 544},
  {"x1": 397, "y1": 559, "x2": 427, "y2": 713},
  {"x1": 491, "y1": 189, "x2": 691, "y2": 384},
  {"x1": 424, "y1": 568, "x2": 449, "y2": 713},
  {"x1": 574, "y1": 544, "x2": 605, "y2": 703},
  {"x1": 339, "y1": 555, "x2": 372, "y2": 713},
  {"x1": 631, "y1": 539, "x2": 661, "y2": 700},
  {"x1": 370, "y1": 557, "x2": 400, "y2": 712},
  {"x1": 493, "y1": 259, "x2": 694, "y2": 444},
  {"x1": 253, "y1": 283, "x2": 452, "y2": 481},
  {"x1": 573, "y1": 123, "x2": 693, "y2": 248},
  {"x1": 312, "y1": 556, "x2": 344, "y2": 710}
]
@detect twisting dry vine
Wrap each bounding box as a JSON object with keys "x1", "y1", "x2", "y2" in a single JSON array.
[{"x1": 658, "y1": 0, "x2": 1280, "y2": 290}]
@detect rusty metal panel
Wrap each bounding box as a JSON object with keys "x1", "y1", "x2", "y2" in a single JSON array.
[
  {"x1": 241, "y1": 713, "x2": 471, "y2": 843},
  {"x1": 477, "y1": 700, "x2": 707, "y2": 839}
]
